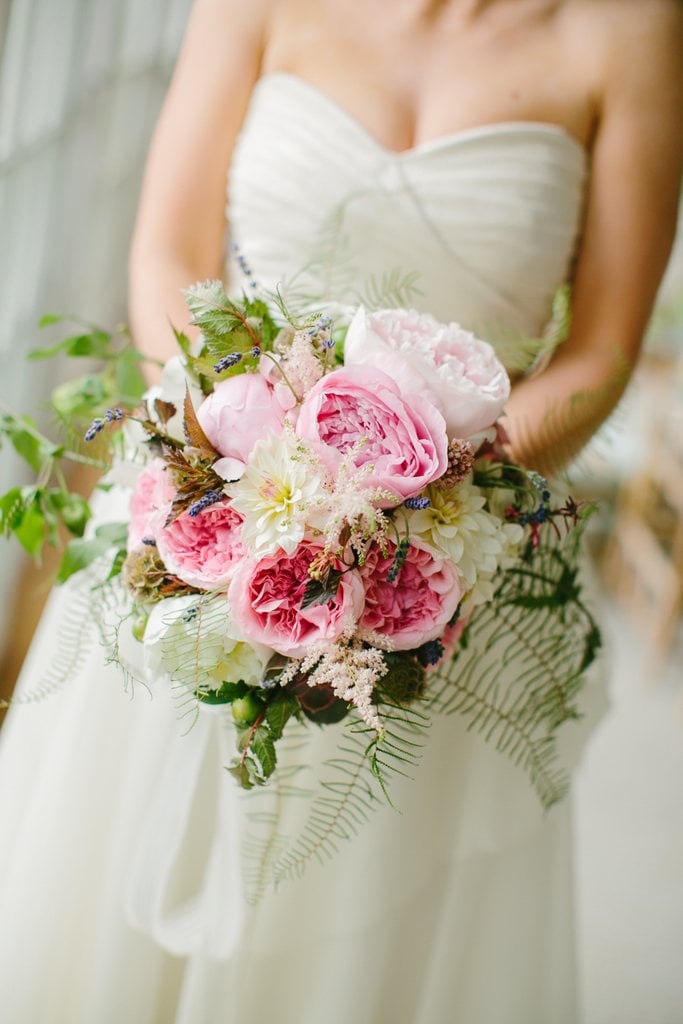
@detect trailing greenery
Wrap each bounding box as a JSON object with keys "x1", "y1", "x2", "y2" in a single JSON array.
[{"x1": 0, "y1": 316, "x2": 148, "y2": 576}]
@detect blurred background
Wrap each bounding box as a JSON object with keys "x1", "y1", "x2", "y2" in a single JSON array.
[{"x1": 0, "y1": 2, "x2": 681, "y2": 1021}]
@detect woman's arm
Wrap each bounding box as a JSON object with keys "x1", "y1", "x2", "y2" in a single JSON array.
[
  {"x1": 504, "y1": 0, "x2": 683, "y2": 476},
  {"x1": 128, "y1": 0, "x2": 270, "y2": 378}
]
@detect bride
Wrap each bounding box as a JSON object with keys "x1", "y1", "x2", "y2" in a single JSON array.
[{"x1": 1, "y1": 1, "x2": 681, "y2": 1021}]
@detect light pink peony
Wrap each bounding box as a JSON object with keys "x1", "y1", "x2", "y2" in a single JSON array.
[
  {"x1": 229, "y1": 542, "x2": 365, "y2": 658},
  {"x1": 343, "y1": 307, "x2": 510, "y2": 439},
  {"x1": 197, "y1": 374, "x2": 288, "y2": 479},
  {"x1": 156, "y1": 500, "x2": 246, "y2": 590},
  {"x1": 127, "y1": 459, "x2": 175, "y2": 551},
  {"x1": 295, "y1": 366, "x2": 447, "y2": 504},
  {"x1": 358, "y1": 540, "x2": 461, "y2": 651}
]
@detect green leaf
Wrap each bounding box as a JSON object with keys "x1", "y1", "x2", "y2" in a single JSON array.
[
  {"x1": 14, "y1": 501, "x2": 46, "y2": 559},
  {"x1": 29, "y1": 330, "x2": 112, "y2": 361},
  {"x1": 250, "y1": 727, "x2": 277, "y2": 780},
  {"x1": 106, "y1": 548, "x2": 127, "y2": 580},
  {"x1": 0, "y1": 415, "x2": 61, "y2": 473},
  {"x1": 51, "y1": 373, "x2": 116, "y2": 420},
  {"x1": 172, "y1": 326, "x2": 192, "y2": 355},
  {"x1": 0, "y1": 487, "x2": 26, "y2": 535},
  {"x1": 94, "y1": 521, "x2": 129, "y2": 546},
  {"x1": 301, "y1": 570, "x2": 342, "y2": 610},
  {"x1": 55, "y1": 523, "x2": 127, "y2": 583},
  {"x1": 226, "y1": 762, "x2": 255, "y2": 789},
  {"x1": 114, "y1": 348, "x2": 147, "y2": 405},
  {"x1": 265, "y1": 690, "x2": 298, "y2": 740},
  {"x1": 38, "y1": 312, "x2": 67, "y2": 327},
  {"x1": 197, "y1": 681, "x2": 249, "y2": 705},
  {"x1": 45, "y1": 490, "x2": 91, "y2": 537},
  {"x1": 56, "y1": 537, "x2": 111, "y2": 583}
]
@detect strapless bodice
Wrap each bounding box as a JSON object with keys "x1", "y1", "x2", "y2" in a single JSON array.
[{"x1": 227, "y1": 72, "x2": 587, "y2": 372}]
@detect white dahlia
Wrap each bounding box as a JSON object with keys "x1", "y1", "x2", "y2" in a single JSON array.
[
  {"x1": 408, "y1": 479, "x2": 523, "y2": 600},
  {"x1": 226, "y1": 431, "x2": 323, "y2": 557}
]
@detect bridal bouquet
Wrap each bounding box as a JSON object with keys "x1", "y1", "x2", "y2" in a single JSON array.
[{"x1": 1, "y1": 277, "x2": 599, "y2": 825}]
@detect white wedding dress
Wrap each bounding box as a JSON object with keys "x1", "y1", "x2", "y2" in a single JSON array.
[{"x1": 0, "y1": 73, "x2": 602, "y2": 1023}]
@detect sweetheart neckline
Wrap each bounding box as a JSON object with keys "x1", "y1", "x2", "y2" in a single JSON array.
[{"x1": 256, "y1": 71, "x2": 587, "y2": 162}]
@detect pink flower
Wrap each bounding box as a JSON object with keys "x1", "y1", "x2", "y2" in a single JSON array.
[
  {"x1": 128, "y1": 459, "x2": 175, "y2": 551},
  {"x1": 343, "y1": 307, "x2": 510, "y2": 439},
  {"x1": 359, "y1": 540, "x2": 461, "y2": 651},
  {"x1": 295, "y1": 366, "x2": 447, "y2": 504},
  {"x1": 156, "y1": 500, "x2": 246, "y2": 590},
  {"x1": 197, "y1": 374, "x2": 288, "y2": 479},
  {"x1": 229, "y1": 542, "x2": 365, "y2": 657}
]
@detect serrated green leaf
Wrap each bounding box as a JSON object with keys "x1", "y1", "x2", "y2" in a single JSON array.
[
  {"x1": 265, "y1": 691, "x2": 298, "y2": 740},
  {"x1": 250, "y1": 727, "x2": 277, "y2": 779}
]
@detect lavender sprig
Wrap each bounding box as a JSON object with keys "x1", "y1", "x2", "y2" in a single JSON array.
[{"x1": 84, "y1": 407, "x2": 123, "y2": 441}]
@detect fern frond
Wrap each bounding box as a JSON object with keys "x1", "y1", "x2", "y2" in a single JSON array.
[
  {"x1": 428, "y1": 539, "x2": 600, "y2": 808},
  {"x1": 354, "y1": 268, "x2": 424, "y2": 311}
]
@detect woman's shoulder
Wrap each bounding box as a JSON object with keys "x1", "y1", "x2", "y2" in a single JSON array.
[
  {"x1": 559, "y1": 0, "x2": 683, "y2": 122},
  {"x1": 562, "y1": 0, "x2": 683, "y2": 68}
]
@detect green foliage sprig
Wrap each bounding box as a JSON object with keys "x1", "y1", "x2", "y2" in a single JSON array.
[{"x1": 0, "y1": 316, "x2": 150, "y2": 574}]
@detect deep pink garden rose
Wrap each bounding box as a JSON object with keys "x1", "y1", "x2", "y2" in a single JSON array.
[
  {"x1": 197, "y1": 374, "x2": 288, "y2": 480},
  {"x1": 156, "y1": 500, "x2": 246, "y2": 590},
  {"x1": 358, "y1": 540, "x2": 461, "y2": 651},
  {"x1": 343, "y1": 307, "x2": 510, "y2": 439},
  {"x1": 230, "y1": 542, "x2": 365, "y2": 657},
  {"x1": 295, "y1": 366, "x2": 447, "y2": 504},
  {"x1": 127, "y1": 459, "x2": 175, "y2": 551}
]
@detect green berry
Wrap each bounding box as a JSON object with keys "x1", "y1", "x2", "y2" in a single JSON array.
[
  {"x1": 131, "y1": 611, "x2": 149, "y2": 642},
  {"x1": 231, "y1": 693, "x2": 262, "y2": 726}
]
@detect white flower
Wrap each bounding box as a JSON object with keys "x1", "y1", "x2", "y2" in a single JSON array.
[
  {"x1": 225, "y1": 431, "x2": 324, "y2": 557},
  {"x1": 343, "y1": 306, "x2": 509, "y2": 439},
  {"x1": 408, "y1": 479, "x2": 523, "y2": 598},
  {"x1": 143, "y1": 594, "x2": 272, "y2": 691}
]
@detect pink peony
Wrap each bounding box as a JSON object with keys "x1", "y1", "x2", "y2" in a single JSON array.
[
  {"x1": 128, "y1": 459, "x2": 175, "y2": 551},
  {"x1": 295, "y1": 366, "x2": 447, "y2": 504},
  {"x1": 197, "y1": 374, "x2": 288, "y2": 479},
  {"x1": 343, "y1": 307, "x2": 510, "y2": 439},
  {"x1": 229, "y1": 542, "x2": 365, "y2": 658},
  {"x1": 156, "y1": 500, "x2": 246, "y2": 590},
  {"x1": 358, "y1": 540, "x2": 462, "y2": 651}
]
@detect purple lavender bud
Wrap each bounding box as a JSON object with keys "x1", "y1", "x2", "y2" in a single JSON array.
[
  {"x1": 250, "y1": 346, "x2": 261, "y2": 359},
  {"x1": 141, "y1": 536, "x2": 157, "y2": 546},
  {"x1": 404, "y1": 496, "x2": 431, "y2": 510},
  {"x1": 187, "y1": 489, "x2": 224, "y2": 517},
  {"x1": 213, "y1": 352, "x2": 243, "y2": 373},
  {"x1": 84, "y1": 417, "x2": 105, "y2": 442}
]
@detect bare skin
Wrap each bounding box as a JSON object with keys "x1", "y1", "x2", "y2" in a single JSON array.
[{"x1": 129, "y1": 0, "x2": 683, "y2": 473}]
